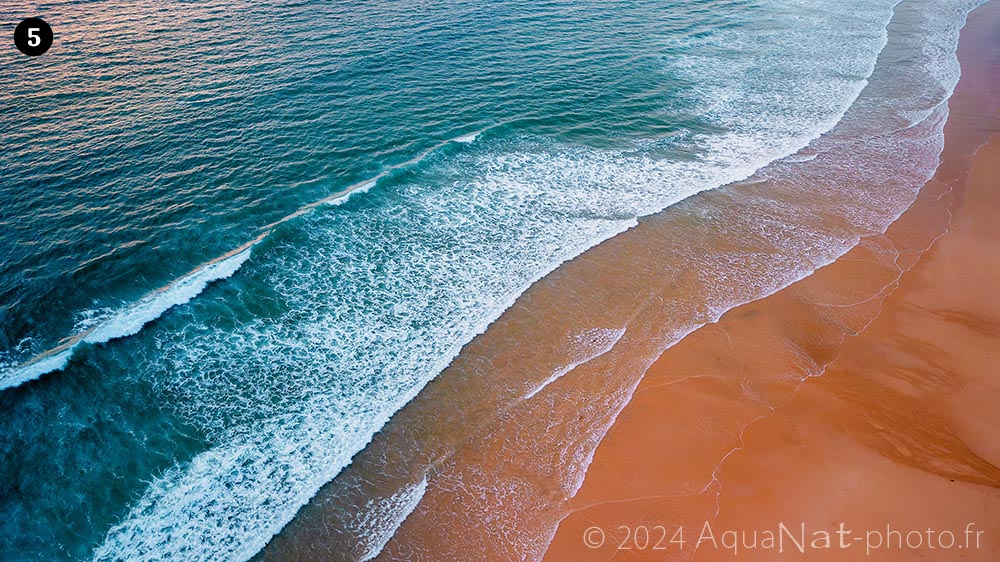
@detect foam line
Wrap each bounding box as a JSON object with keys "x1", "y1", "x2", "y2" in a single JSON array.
[
  {"x1": 525, "y1": 328, "x2": 626, "y2": 400},
  {"x1": 0, "y1": 246, "x2": 253, "y2": 391},
  {"x1": 357, "y1": 478, "x2": 429, "y2": 562}
]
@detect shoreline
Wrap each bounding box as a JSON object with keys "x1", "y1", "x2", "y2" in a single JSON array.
[
  {"x1": 542, "y1": 1, "x2": 1000, "y2": 559},
  {"x1": 256, "y1": 2, "x2": 997, "y2": 561}
]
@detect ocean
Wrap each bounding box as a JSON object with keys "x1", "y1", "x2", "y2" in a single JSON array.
[{"x1": 0, "y1": 0, "x2": 982, "y2": 560}]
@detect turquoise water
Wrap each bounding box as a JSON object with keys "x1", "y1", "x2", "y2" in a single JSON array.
[{"x1": 0, "y1": 0, "x2": 979, "y2": 560}]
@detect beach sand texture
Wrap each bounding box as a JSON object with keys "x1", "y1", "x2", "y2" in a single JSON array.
[{"x1": 544, "y1": 3, "x2": 1000, "y2": 560}]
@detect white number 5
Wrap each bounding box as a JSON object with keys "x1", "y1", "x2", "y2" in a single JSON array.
[{"x1": 27, "y1": 28, "x2": 41, "y2": 47}]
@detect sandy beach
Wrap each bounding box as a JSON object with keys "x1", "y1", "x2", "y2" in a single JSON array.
[
  {"x1": 544, "y1": 2, "x2": 1000, "y2": 560},
  {"x1": 256, "y1": 2, "x2": 1000, "y2": 561}
]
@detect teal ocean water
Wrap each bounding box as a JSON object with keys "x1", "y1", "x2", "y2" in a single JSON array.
[{"x1": 0, "y1": 0, "x2": 981, "y2": 560}]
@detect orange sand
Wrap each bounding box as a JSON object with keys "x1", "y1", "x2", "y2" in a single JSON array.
[{"x1": 541, "y1": 4, "x2": 1000, "y2": 560}]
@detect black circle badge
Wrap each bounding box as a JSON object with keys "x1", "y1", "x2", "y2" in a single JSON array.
[{"x1": 14, "y1": 18, "x2": 53, "y2": 56}]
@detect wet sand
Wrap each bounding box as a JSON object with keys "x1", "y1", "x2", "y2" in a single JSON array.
[
  {"x1": 257, "y1": 2, "x2": 1000, "y2": 561},
  {"x1": 543, "y1": 3, "x2": 1000, "y2": 560}
]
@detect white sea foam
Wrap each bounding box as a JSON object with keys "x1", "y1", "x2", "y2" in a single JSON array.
[
  {"x1": 318, "y1": 129, "x2": 488, "y2": 210},
  {"x1": 88, "y1": 249, "x2": 251, "y2": 342},
  {"x1": 0, "y1": 351, "x2": 75, "y2": 391},
  {"x1": 325, "y1": 178, "x2": 379, "y2": 206},
  {"x1": 354, "y1": 478, "x2": 428, "y2": 562},
  {"x1": 525, "y1": 327, "x2": 626, "y2": 400},
  {"x1": 0, "y1": 247, "x2": 252, "y2": 392}
]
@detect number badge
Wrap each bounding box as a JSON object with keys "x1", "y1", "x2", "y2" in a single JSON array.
[{"x1": 14, "y1": 17, "x2": 53, "y2": 57}]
